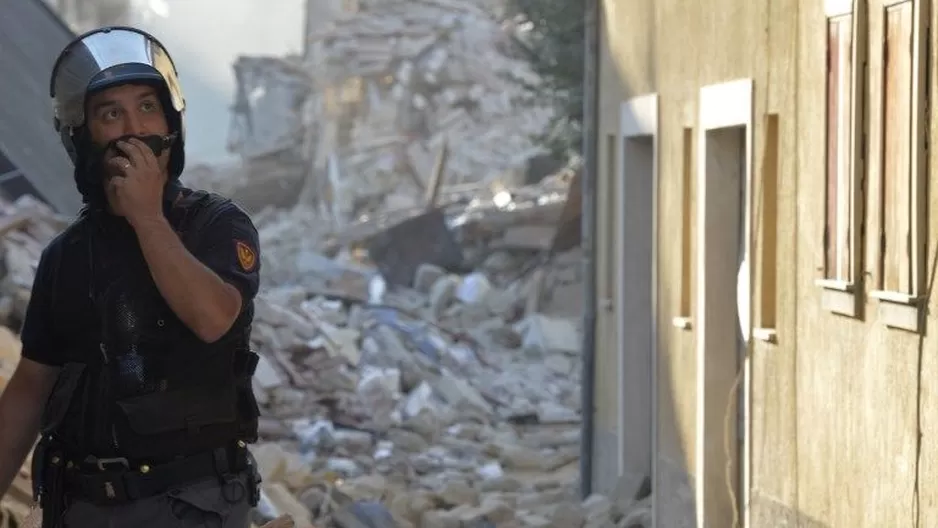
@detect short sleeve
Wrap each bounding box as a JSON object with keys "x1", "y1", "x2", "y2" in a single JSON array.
[
  {"x1": 20, "y1": 244, "x2": 64, "y2": 366},
  {"x1": 190, "y1": 203, "x2": 261, "y2": 305}
]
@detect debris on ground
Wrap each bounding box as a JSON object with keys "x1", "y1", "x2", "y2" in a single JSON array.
[{"x1": 0, "y1": 160, "x2": 654, "y2": 527}]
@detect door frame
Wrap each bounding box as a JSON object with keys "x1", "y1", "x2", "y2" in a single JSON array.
[
  {"x1": 695, "y1": 79, "x2": 754, "y2": 528},
  {"x1": 618, "y1": 93, "x2": 659, "y2": 526}
]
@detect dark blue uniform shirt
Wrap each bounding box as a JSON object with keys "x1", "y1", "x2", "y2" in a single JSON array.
[{"x1": 19, "y1": 185, "x2": 261, "y2": 366}]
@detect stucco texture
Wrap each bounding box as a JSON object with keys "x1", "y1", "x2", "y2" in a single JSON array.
[{"x1": 593, "y1": 0, "x2": 938, "y2": 526}]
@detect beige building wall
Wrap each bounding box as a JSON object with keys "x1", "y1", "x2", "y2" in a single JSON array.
[{"x1": 592, "y1": 0, "x2": 938, "y2": 526}]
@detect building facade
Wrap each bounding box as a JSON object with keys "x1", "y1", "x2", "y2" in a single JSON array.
[{"x1": 589, "y1": 0, "x2": 938, "y2": 526}]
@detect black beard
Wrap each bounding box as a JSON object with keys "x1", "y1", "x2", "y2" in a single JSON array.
[
  {"x1": 83, "y1": 132, "x2": 178, "y2": 178},
  {"x1": 93, "y1": 132, "x2": 178, "y2": 161},
  {"x1": 76, "y1": 132, "x2": 178, "y2": 207}
]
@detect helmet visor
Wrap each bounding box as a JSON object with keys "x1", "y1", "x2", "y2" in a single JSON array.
[{"x1": 50, "y1": 27, "x2": 184, "y2": 129}]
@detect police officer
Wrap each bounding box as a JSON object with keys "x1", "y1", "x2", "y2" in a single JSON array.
[{"x1": 0, "y1": 27, "x2": 262, "y2": 527}]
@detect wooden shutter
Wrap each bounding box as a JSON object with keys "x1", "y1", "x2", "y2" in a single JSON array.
[
  {"x1": 881, "y1": 1, "x2": 913, "y2": 293},
  {"x1": 825, "y1": 15, "x2": 854, "y2": 280}
]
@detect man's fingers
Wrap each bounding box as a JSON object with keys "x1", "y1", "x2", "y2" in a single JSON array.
[
  {"x1": 115, "y1": 140, "x2": 147, "y2": 172},
  {"x1": 124, "y1": 138, "x2": 158, "y2": 168},
  {"x1": 108, "y1": 176, "x2": 126, "y2": 191},
  {"x1": 106, "y1": 156, "x2": 133, "y2": 173},
  {"x1": 116, "y1": 140, "x2": 144, "y2": 163},
  {"x1": 260, "y1": 515, "x2": 295, "y2": 528}
]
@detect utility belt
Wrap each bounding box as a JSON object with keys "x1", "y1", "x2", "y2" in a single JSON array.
[
  {"x1": 32, "y1": 437, "x2": 261, "y2": 520},
  {"x1": 33, "y1": 341, "x2": 261, "y2": 526}
]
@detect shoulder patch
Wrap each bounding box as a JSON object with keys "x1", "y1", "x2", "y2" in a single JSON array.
[{"x1": 235, "y1": 240, "x2": 257, "y2": 272}]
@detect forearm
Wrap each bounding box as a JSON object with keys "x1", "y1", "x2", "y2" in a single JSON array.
[
  {"x1": 131, "y1": 216, "x2": 241, "y2": 343},
  {"x1": 0, "y1": 378, "x2": 44, "y2": 497}
]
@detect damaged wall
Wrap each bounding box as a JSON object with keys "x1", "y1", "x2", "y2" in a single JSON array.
[{"x1": 227, "y1": 0, "x2": 555, "y2": 226}]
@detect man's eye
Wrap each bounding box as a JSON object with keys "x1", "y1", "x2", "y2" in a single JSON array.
[
  {"x1": 101, "y1": 109, "x2": 120, "y2": 121},
  {"x1": 141, "y1": 101, "x2": 158, "y2": 112}
]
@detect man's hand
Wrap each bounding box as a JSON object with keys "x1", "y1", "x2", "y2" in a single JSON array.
[
  {"x1": 261, "y1": 515, "x2": 296, "y2": 528},
  {"x1": 106, "y1": 138, "x2": 168, "y2": 225},
  {"x1": 131, "y1": 213, "x2": 245, "y2": 343},
  {"x1": 0, "y1": 359, "x2": 58, "y2": 499}
]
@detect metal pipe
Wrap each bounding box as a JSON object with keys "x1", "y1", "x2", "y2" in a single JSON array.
[{"x1": 579, "y1": 0, "x2": 600, "y2": 501}]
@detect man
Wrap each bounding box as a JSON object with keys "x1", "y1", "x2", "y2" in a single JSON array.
[{"x1": 0, "y1": 27, "x2": 263, "y2": 527}]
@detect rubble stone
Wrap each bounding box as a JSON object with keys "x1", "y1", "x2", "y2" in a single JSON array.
[
  {"x1": 428, "y1": 275, "x2": 460, "y2": 318},
  {"x1": 414, "y1": 263, "x2": 447, "y2": 294}
]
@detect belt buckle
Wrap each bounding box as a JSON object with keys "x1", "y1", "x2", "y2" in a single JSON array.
[{"x1": 95, "y1": 457, "x2": 129, "y2": 472}]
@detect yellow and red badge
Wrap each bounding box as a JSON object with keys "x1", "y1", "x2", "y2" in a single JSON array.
[{"x1": 235, "y1": 240, "x2": 257, "y2": 272}]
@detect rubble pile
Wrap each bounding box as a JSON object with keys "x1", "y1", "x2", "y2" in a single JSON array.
[
  {"x1": 250, "y1": 167, "x2": 574, "y2": 289},
  {"x1": 306, "y1": 0, "x2": 551, "y2": 176},
  {"x1": 241, "y1": 248, "x2": 651, "y2": 527},
  {"x1": 0, "y1": 170, "x2": 653, "y2": 527},
  {"x1": 0, "y1": 195, "x2": 72, "y2": 337},
  {"x1": 226, "y1": 0, "x2": 554, "y2": 221},
  {"x1": 184, "y1": 159, "x2": 309, "y2": 214},
  {"x1": 0, "y1": 196, "x2": 72, "y2": 528},
  {"x1": 246, "y1": 255, "x2": 583, "y2": 526}
]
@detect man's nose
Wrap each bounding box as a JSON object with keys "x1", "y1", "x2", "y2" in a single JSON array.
[{"x1": 122, "y1": 112, "x2": 148, "y2": 136}]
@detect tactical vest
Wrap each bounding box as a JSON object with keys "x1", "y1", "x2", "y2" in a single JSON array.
[{"x1": 42, "y1": 191, "x2": 260, "y2": 460}]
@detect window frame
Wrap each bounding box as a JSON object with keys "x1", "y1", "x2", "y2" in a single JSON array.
[
  {"x1": 672, "y1": 126, "x2": 695, "y2": 331},
  {"x1": 816, "y1": 0, "x2": 868, "y2": 318},
  {"x1": 754, "y1": 114, "x2": 780, "y2": 343},
  {"x1": 866, "y1": 0, "x2": 930, "y2": 332}
]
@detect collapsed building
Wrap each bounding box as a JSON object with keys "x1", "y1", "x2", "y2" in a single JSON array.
[{"x1": 220, "y1": 0, "x2": 557, "y2": 225}]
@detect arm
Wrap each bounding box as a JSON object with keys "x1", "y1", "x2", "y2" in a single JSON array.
[
  {"x1": 132, "y1": 203, "x2": 261, "y2": 343},
  {"x1": 0, "y1": 358, "x2": 59, "y2": 498},
  {"x1": 0, "y1": 247, "x2": 62, "y2": 497}
]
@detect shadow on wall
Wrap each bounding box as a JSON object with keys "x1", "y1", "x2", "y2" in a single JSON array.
[
  {"x1": 750, "y1": 492, "x2": 831, "y2": 527},
  {"x1": 630, "y1": 2, "x2": 699, "y2": 526}
]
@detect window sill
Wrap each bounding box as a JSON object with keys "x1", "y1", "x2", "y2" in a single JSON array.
[
  {"x1": 672, "y1": 316, "x2": 692, "y2": 330},
  {"x1": 753, "y1": 328, "x2": 777, "y2": 344},
  {"x1": 815, "y1": 279, "x2": 859, "y2": 317},
  {"x1": 814, "y1": 278, "x2": 854, "y2": 292},
  {"x1": 870, "y1": 290, "x2": 923, "y2": 333},
  {"x1": 869, "y1": 290, "x2": 919, "y2": 305}
]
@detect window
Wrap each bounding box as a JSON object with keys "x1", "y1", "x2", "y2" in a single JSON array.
[
  {"x1": 817, "y1": 0, "x2": 867, "y2": 317},
  {"x1": 673, "y1": 128, "x2": 694, "y2": 330},
  {"x1": 754, "y1": 115, "x2": 779, "y2": 343},
  {"x1": 825, "y1": 11, "x2": 856, "y2": 282},
  {"x1": 868, "y1": 0, "x2": 929, "y2": 331},
  {"x1": 880, "y1": 2, "x2": 915, "y2": 293},
  {"x1": 602, "y1": 134, "x2": 618, "y2": 310}
]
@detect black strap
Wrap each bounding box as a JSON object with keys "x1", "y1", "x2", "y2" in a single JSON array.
[{"x1": 63, "y1": 443, "x2": 249, "y2": 505}]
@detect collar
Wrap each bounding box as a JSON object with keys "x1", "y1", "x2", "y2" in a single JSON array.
[{"x1": 83, "y1": 179, "x2": 185, "y2": 221}]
